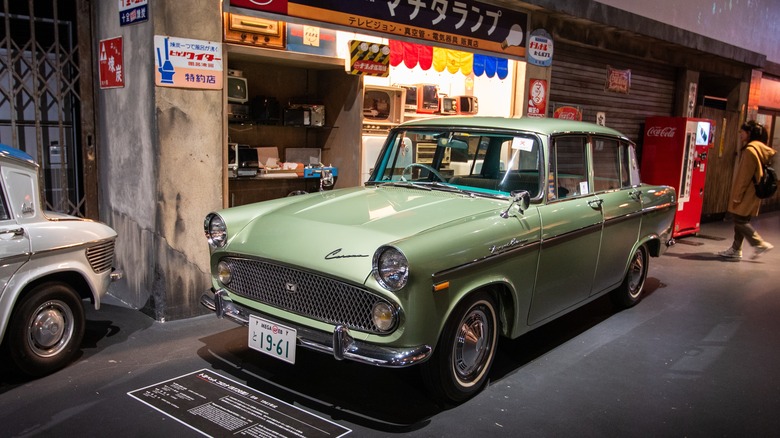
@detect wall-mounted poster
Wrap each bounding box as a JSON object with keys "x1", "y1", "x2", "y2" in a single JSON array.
[
  {"x1": 527, "y1": 78, "x2": 547, "y2": 117},
  {"x1": 606, "y1": 65, "x2": 630, "y2": 94},
  {"x1": 99, "y1": 37, "x2": 124, "y2": 89},
  {"x1": 347, "y1": 40, "x2": 390, "y2": 77},
  {"x1": 527, "y1": 29, "x2": 553, "y2": 67},
  {"x1": 552, "y1": 103, "x2": 583, "y2": 121},
  {"x1": 153, "y1": 36, "x2": 223, "y2": 89}
]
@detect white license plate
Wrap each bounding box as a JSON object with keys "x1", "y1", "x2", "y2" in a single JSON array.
[{"x1": 248, "y1": 315, "x2": 297, "y2": 364}]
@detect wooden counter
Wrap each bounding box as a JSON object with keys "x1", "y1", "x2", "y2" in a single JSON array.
[{"x1": 228, "y1": 176, "x2": 335, "y2": 206}]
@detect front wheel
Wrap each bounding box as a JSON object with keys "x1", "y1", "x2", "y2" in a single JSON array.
[
  {"x1": 421, "y1": 291, "x2": 499, "y2": 404},
  {"x1": 4, "y1": 282, "x2": 85, "y2": 377},
  {"x1": 610, "y1": 245, "x2": 649, "y2": 309}
]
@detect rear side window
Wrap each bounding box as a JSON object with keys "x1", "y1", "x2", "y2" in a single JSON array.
[
  {"x1": 592, "y1": 137, "x2": 621, "y2": 191},
  {"x1": 550, "y1": 136, "x2": 588, "y2": 199}
]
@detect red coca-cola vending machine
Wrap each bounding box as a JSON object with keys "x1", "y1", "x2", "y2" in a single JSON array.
[{"x1": 641, "y1": 116, "x2": 715, "y2": 238}]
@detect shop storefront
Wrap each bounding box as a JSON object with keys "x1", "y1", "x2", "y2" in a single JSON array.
[
  {"x1": 756, "y1": 75, "x2": 780, "y2": 148},
  {"x1": 221, "y1": 0, "x2": 529, "y2": 205}
]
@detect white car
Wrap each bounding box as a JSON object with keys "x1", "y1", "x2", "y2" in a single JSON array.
[{"x1": 0, "y1": 144, "x2": 121, "y2": 376}]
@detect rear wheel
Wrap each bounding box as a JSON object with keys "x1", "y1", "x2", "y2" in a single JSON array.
[
  {"x1": 421, "y1": 291, "x2": 498, "y2": 404},
  {"x1": 610, "y1": 245, "x2": 649, "y2": 308},
  {"x1": 4, "y1": 282, "x2": 85, "y2": 377}
]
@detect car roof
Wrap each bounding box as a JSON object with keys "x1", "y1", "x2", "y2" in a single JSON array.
[
  {"x1": 398, "y1": 116, "x2": 631, "y2": 142},
  {"x1": 0, "y1": 143, "x2": 36, "y2": 167}
]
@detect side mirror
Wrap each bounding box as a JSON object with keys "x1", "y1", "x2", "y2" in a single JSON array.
[{"x1": 500, "y1": 190, "x2": 531, "y2": 218}]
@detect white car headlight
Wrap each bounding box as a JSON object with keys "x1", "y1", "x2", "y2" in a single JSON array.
[
  {"x1": 204, "y1": 213, "x2": 227, "y2": 248},
  {"x1": 217, "y1": 260, "x2": 232, "y2": 285},
  {"x1": 373, "y1": 246, "x2": 409, "y2": 291},
  {"x1": 372, "y1": 302, "x2": 396, "y2": 332}
]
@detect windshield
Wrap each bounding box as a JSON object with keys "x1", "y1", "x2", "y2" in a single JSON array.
[{"x1": 367, "y1": 128, "x2": 543, "y2": 198}]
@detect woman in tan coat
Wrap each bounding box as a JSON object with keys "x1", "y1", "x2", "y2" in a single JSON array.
[{"x1": 718, "y1": 120, "x2": 776, "y2": 260}]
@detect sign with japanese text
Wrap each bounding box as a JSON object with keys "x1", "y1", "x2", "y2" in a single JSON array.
[
  {"x1": 153, "y1": 36, "x2": 223, "y2": 90},
  {"x1": 605, "y1": 65, "x2": 631, "y2": 94},
  {"x1": 347, "y1": 40, "x2": 390, "y2": 77},
  {"x1": 99, "y1": 37, "x2": 124, "y2": 89},
  {"x1": 527, "y1": 29, "x2": 553, "y2": 67},
  {"x1": 119, "y1": 0, "x2": 148, "y2": 26},
  {"x1": 230, "y1": 0, "x2": 528, "y2": 60},
  {"x1": 527, "y1": 78, "x2": 547, "y2": 117}
]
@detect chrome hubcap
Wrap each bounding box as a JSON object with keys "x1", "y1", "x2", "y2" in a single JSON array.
[
  {"x1": 628, "y1": 250, "x2": 646, "y2": 299},
  {"x1": 28, "y1": 300, "x2": 73, "y2": 357},
  {"x1": 453, "y1": 306, "x2": 491, "y2": 382}
]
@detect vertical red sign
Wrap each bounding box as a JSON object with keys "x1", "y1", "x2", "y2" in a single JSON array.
[
  {"x1": 99, "y1": 37, "x2": 124, "y2": 89},
  {"x1": 527, "y1": 79, "x2": 547, "y2": 117},
  {"x1": 230, "y1": 0, "x2": 288, "y2": 14}
]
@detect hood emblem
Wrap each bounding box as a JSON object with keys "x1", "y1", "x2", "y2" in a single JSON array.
[{"x1": 325, "y1": 248, "x2": 369, "y2": 260}]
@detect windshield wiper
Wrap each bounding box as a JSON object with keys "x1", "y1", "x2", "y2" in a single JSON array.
[
  {"x1": 377, "y1": 181, "x2": 433, "y2": 191},
  {"x1": 425, "y1": 182, "x2": 476, "y2": 197}
]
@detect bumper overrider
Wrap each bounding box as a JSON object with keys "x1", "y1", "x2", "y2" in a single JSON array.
[{"x1": 200, "y1": 288, "x2": 432, "y2": 368}]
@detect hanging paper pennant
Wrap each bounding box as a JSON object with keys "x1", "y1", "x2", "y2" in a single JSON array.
[
  {"x1": 418, "y1": 44, "x2": 433, "y2": 71},
  {"x1": 432, "y1": 46, "x2": 447, "y2": 72},
  {"x1": 472, "y1": 53, "x2": 486, "y2": 77},
  {"x1": 484, "y1": 56, "x2": 497, "y2": 78},
  {"x1": 389, "y1": 39, "x2": 403, "y2": 67},
  {"x1": 496, "y1": 58, "x2": 509, "y2": 79},
  {"x1": 402, "y1": 41, "x2": 419, "y2": 69}
]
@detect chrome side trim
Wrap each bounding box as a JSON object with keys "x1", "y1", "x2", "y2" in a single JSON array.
[{"x1": 200, "y1": 289, "x2": 432, "y2": 368}]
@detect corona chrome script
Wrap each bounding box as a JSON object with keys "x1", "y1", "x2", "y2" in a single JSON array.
[{"x1": 646, "y1": 126, "x2": 676, "y2": 137}]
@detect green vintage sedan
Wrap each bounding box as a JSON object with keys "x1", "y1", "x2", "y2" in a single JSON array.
[{"x1": 202, "y1": 117, "x2": 676, "y2": 403}]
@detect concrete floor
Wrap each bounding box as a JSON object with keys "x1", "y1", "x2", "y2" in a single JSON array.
[{"x1": 1, "y1": 211, "x2": 779, "y2": 437}]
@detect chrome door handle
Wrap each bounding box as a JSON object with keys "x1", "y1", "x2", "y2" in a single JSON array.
[
  {"x1": 588, "y1": 199, "x2": 604, "y2": 209},
  {"x1": 0, "y1": 228, "x2": 25, "y2": 239}
]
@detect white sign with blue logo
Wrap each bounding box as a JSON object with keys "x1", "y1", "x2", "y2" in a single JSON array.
[
  {"x1": 527, "y1": 29, "x2": 553, "y2": 67},
  {"x1": 119, "y1": 0, "x2": 148, "y2": 26}
]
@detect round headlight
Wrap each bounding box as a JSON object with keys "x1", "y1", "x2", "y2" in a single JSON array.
[
  {"x1": 205, "y1": 213, "x2": 227, "y2": 248},
  {"x1": 373, "y1": 246, "x2": 409, "y2": 291},
  {"x1": 217, "y1": 260, "x2": 232, "y2": 285},
  {"x1": 372, "y1": 302, "x2": 396, "y2": 332}
]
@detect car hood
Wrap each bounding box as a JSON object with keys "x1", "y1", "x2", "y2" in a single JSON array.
[{"x1": 225, "y1": 186, "x2": 507, "y2": 283}]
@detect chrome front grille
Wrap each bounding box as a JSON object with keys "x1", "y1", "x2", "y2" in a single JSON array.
[
  {"x1": 86, "y1": 239, "x2": 115, "y2": 273},
  {"x1": 223, "y1": 256, "x2": 394, "y2": 334}
]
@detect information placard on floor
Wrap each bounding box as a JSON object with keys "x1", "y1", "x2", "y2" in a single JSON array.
[{"x1": 128, "y1": 369, "x2": 351, "y2": 437}]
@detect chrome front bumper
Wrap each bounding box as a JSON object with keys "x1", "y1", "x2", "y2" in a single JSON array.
[{"x1": 200, "y1": 288, "x2": 432, "y2": 368}]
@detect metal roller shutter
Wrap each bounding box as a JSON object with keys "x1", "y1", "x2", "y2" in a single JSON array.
[{"x1": 550, "y1": 42, "x2": 676, "y2": 143}]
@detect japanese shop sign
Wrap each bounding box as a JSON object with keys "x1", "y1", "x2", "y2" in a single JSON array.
[
  {"x1": 605, "y1": 65, "x2": 631, "y2": 94},
  {"x1": 527, "y1": 29, "x2": 553, "y2": 67},
  {"x1": 348, "y1": 40, "x2": 390, "y2": 77},
  {"x1": 153, "y1": 36, "x2": 223, "y2": 90},
  {"x1": 119, "y1": 0, "x2": 148, "y2": 26},
  {"x1": 230, "y1": 0, "x2": 528, "y2": 60},
  {"x1": 99, "y1": 37, "x2": 124, "y2": 89},
  {"x1": 527, "y1": 79, "x2": 547, "y2": 118}
]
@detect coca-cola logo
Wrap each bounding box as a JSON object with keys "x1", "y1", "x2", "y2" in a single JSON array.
[{"x1": 647, "y1": 126, "x2": 676, "y2": 137}]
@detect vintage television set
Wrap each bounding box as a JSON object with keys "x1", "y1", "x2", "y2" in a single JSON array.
[
  {"x1": 362, "y1": 85, "x2": 406, "y2": 133},
  {"x1": 456, "y1": 95, "x2": 479, "y2": 115},
  {"x1": 438, "y1": 96, "x2": 458, "y2": 115},
  {"x1": 227, "y1": 143, "x2": 259, "y2": 177},
  {"x1": 227, "y1": 74, "x2": 249, "y2": 104},
  {"x1": 396, "y1": 84, "x2": 418, "y2": 111},
  {"x1": 416, "y1": 83, "x2": 439, "y2": 113}
]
